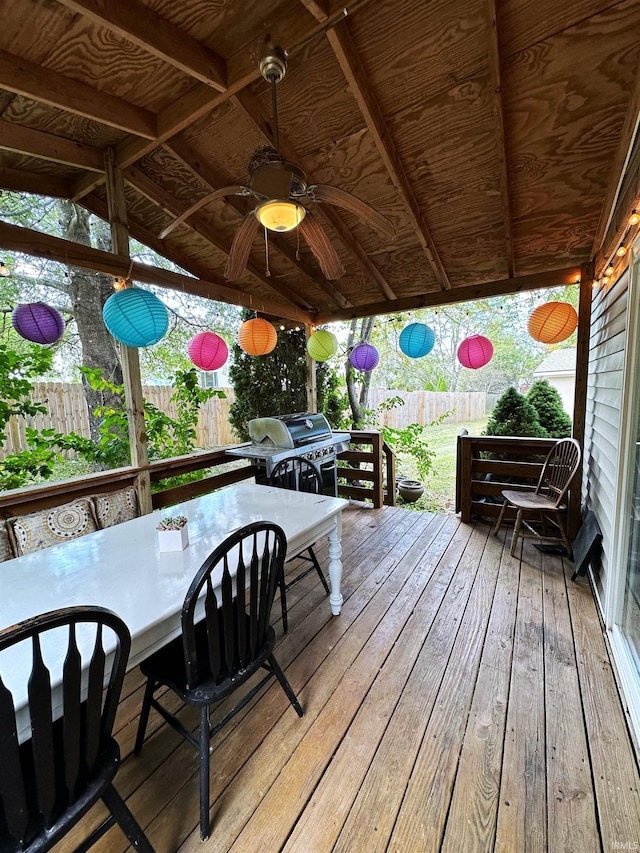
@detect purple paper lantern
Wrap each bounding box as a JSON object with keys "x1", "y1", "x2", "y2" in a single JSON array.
[
  {"x1": 457, "y1": 334, "x2": 494, "y2": 369},
  {"x1": 12, "y1": 302, "x2": 65, "y2": 344},
  {"x1": 349, "y1": 342, "x2": 379, "y2": 371}
]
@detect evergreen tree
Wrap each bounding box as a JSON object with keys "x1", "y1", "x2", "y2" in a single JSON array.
[
  {"x1": 483, "y1": 386, "x2": 547, "y2": 437},
  {"x1": 229, "y1": 316, "x2": 347, "y2": 440},
  {"x1": 527, "y1": 379, "x2": 572, "y2": 438}
]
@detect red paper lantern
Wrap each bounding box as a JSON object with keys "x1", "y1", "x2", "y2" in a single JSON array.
[
  {"x1": 238, "y1": 318, "x2": 277, "y2": 355},
  {"x1": 188, "y1": 332, "x2": 228, "y2": 371},
  {"x1": 527, "y1": 302, "x2": 578, "y2": 344},
  {"x1": 458, "y1": 334, "x2": 493, "y2": 369}
]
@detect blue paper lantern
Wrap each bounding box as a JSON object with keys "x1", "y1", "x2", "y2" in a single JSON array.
[
  {"x1": 399, "y1": 322, "x2": 435, "y2": 358},
  {"x1": 349, "y1": 342, "x2": 379, "y2": 371},
  {"x1": 103, "y1": 288, "x2": 168, "y2": 347}
]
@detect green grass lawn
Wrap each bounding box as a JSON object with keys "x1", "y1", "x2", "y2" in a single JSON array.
[{"x1": 394, "y1": 417, "x2": 487, "y2": 513}]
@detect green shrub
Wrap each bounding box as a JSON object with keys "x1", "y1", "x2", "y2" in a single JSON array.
[
  {"x1": 483, "y1": 386, "x2": 547, "y2": 437},
  {"x1": 527, "y1": 379, "x2": 572, "y2": 438}
]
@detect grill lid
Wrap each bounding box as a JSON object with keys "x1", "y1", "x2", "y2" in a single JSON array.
[{"x1": 248, "y1": 412, "x2": 332, "y2": 448}]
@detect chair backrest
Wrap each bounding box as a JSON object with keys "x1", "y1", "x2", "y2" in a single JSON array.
[
  {"x1": 0, "y1": 606, "x2": 130, "y2": 850},
  {"x1": 181, "y1": 522, "x2": 287, "y2": 689},
  {"x1": 536, "y1": 437, "x2": 582, "y2": 507},
  {"x1": 268, "y1": 456, "x2": 322, "y2": 495}
]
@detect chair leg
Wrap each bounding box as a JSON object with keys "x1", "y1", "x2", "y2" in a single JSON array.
[
  {"x1": 101, "y1": 783, "x2": 155, "y2": 852},
  {"x1": 280, "y1": 568, "x2": 289, "y2": 634},
  {"x1": 510, "y1": 509, "x2": 523, "y2": 557},
  {"x1": 494, "y1": 499, "x2": 509, "y2": 536},
  {"x1": 268, "y1": 654, "x2": 304, "y2": 718},
  {"x1": 308, "y1": 545, "x2": 330, "y2": 595},
  {"x1": 198, "y1": 706, "x2": 211, "y2": 841},
  {"x1": 555, "y1": 512, "x2": 572, "y2": 555},
  {"x1": 134, "y1": 678, "x2": 156, "y2": 754}
]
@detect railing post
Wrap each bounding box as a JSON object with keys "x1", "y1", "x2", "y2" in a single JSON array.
[
  {"x1": 371, "y1": 431, "x2": 384, "y2": 509},
  {"x1": 456, "y1": 434, "x2": 473, "y2": 522},
  {"x1": 383, "y1": 441, "x2": 396, "y2": 506}
]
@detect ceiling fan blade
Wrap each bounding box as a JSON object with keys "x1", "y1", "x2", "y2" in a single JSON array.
[
  {"x1": 299, "y1": 213, "x2": 345, "y2": 280},
  {"x1": 224, "y1": 212, "x2": 260, "y2": 280},
  {"x1": 310, "y1": 184, "x2": 395, "y2": 238},
  {"x1": 159, "y1": 185, "x2": 250, "y2": 239}
]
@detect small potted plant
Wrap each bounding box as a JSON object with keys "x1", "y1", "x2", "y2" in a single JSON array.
[{"x1": 157, "y1": 515, "x2": 189, "y2": 551}]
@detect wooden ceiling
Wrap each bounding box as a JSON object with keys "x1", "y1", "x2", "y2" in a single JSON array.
[{"x1": 1, "y1": 0, "x2": 639, "y2": 325}]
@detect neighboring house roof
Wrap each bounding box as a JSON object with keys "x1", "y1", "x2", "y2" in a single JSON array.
[{"x1": 533, "y1": 348, "x2": 577, "y2": 377}]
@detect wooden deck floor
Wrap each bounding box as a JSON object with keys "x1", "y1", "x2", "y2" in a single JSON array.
[{"x1": 59, "y1": 504, "x2": 640, "y2": 852}]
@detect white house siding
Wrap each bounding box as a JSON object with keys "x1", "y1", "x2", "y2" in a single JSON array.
[{"x1": 584, "y1": 269, "x2": 629, "y2": 609}]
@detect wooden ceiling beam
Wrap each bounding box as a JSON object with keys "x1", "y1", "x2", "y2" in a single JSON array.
[
  {"x1": 592, "y1": 58, "x2": 640, "y2": 256},
  {"x1": 0, "y1": 166, "x2": 71, "y2": 198},
  {"x1": 164, "y1": 138, "x2": 352, "y2": 310},
  {"x1": 0, "y1": 217, "x2": 314, "y2": 324},
  {"x1": 327, "y1": 19, "x2": 451, "y2": 290},
  {"x1": 123, "y1": 165, "x2": 315, "y2": 313},
  {"x1": 55, "y1": 0, "x2": 227, "y2": 91},
  {"x1": 0, "y1": 49, "x2": 157, "y2": 139},
  {"x1": 317, "y1": 266, "x2": 583, "y2": 323},
  {"x1": 485, "y1": 0, "x2": 515, "y2": 277},
  {"x1": 298, "y1": 0, "x2": 329, "y2": 22},
  {"x1": 233, "y1": 88, "x2": 397, "y2": 301},
  {"x1": 0, "y1": 120, "x2": 103, "y2": 172}
]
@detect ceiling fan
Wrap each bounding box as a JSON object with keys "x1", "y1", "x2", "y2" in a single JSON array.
[{"x1": 159, "y1": 45, "x2": 394, "y2": 281}]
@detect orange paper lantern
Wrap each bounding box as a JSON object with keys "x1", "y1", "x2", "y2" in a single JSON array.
[
  {"x1": 527, "y1": 302, "x2": 577, "y2": 344},
  {"x1": 238, "y1": 318, "x2": 278, "y2": 355}
]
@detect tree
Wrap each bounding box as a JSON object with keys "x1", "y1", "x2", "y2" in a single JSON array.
[
  {"x1": 483, "y1": 386, "x2": 547, "y2": 437},
  {"x1": 527, "y1": 379, "x2": 572, "y2": 438},
  {"x1": 345, "y1": 316, "x2": 375, "y2": 426},
  {"x1": 229, "y1": 317, "x2": 347, "y2": 440}
]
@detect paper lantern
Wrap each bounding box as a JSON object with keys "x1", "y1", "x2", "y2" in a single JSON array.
[
  {"x1": 458, "y1": 334, "x2": 493, "y2": 369},
  {"x1": 350, "y1": 342, "x2": 379, "y2": 371},
  {"x1": 399, "y1": 323, "x2": 435, "y2": 358},
  {"x1": 527, "y1": 302, "x2": 578, "y2": 344},
  {"x1": 238, "y1": 318, "x2": 277, "y2": 355},
  {"x1": 188, "y1": 331, "x2": 228, "y2": 371},
  {"x1": 103, "y1": 288, "x2": 168, "y2": 347},
  {"x1": 12, "y1": 302, "x2": 65, "y2": 344},
  {"x1": 307, "y1": 329, "x2": 338, "y2": 362}
]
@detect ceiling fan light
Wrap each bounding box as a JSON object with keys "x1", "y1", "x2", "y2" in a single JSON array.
[{"x1": 256, "y1": 199, "x2": 306, "y2": 232}]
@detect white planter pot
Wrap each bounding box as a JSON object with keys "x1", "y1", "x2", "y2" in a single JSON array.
[{"x1": 158, "y1": 525, "x2": 189, "y2": 551}]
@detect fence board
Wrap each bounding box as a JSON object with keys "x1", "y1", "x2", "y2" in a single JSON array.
[{"x1": 1, "y1": 385, "x2": 486, "y2": 459}]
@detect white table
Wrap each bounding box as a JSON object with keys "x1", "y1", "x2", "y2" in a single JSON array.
[{"x1": 1, "y1": 483, "x2": 347, "y2": 738}]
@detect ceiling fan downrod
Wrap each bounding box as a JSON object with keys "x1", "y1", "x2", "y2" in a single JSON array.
[{"x1": 259, "y1": 45, "x2": 287, "y2": 153}]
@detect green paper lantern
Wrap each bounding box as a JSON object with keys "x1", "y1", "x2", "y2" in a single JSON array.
[{"x1": 307, "y1": 329, "x2": 338, "y2": 362}]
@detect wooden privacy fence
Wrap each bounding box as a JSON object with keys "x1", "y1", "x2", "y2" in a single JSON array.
[
  {"x1": 1, "y1": 383, "x2": 238, "y2": 457},
  {"x1": 368, "y1": 389, "x2": 486, "y2": 427},
  {"x1": 1, "y1": 384, "x2": 486, "y2": 458}
]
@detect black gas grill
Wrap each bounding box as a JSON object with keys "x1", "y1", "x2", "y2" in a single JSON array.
[{"x1": 226, "y1": 412, "x2": 350, "y2": 497}]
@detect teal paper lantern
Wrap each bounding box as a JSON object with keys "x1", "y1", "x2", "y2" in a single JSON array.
[
  {"x1": 103, "y1": 288, "x2": 168, "y2": 347},
  {"x1": 399, "y1": 323, "x2": 435, "y2": 358}
]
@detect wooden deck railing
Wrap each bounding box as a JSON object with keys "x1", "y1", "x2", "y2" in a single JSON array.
[
  {"x1": 455, "y1": 434, "x2": 580, "y2": 528},
  {"x1": 0, "y1": 430, "x2": 395, "y2": 519}
]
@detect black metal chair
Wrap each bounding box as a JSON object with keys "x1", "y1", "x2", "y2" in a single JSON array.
[
  {"x1": 134, "y1": 521, "x2": 303, "y2": 841},
  {"x1": 493, "y1": 437, "x2": 582, "y2": 556},
  {"x1": 0, "y1": 605, "x2": 154, "y2": 853},
  {"x1": 268, "y1": 456, "x2": 330, "y2": 633}
]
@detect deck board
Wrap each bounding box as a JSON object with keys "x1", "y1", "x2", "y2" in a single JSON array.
[{"x1": 53, "y1": 505, "x2": 640, "y2": 853}]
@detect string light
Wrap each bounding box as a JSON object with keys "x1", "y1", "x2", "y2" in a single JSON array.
[
  {"x1": 630, "y1": 210, "x2": 640, "y2": 226},
  {"x1": 0, "y1": 261, "x2": 10, "y2": 277},
  {"x1": 605, "y1": 265, "x2": 614, "y2": 276},
  {"x1": 616, "y1": 244, "x2": 627, "y2": 257}
]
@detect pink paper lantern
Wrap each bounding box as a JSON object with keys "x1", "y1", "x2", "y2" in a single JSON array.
[
  {"x1": 188, "y1": 331, "x2": 228, "y2": 371},
  {"x1": 457, "y1": 334, "x2": 493, "y2": 369}
]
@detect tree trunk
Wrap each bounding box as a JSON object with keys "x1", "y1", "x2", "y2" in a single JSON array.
[
  {"x1": 57, "y1": 202, "x2": 124, "y2": 443},
  {"x1": 345, "y1": 316, "x2": 375, "y2": 427}
]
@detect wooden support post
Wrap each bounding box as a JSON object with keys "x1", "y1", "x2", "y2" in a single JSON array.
[
  {"x1": 569, "y1": 261, "x2": 594, "y2": 537},
  {"x1": 371, "y1": 431, "x2": 384, "y2": 509},
  {"x1": 305, "y1": 324, "x2": 318, "y2": 412},
  {"x1": 104, "y1": 147, "x2": 152, "y2": 514}
]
